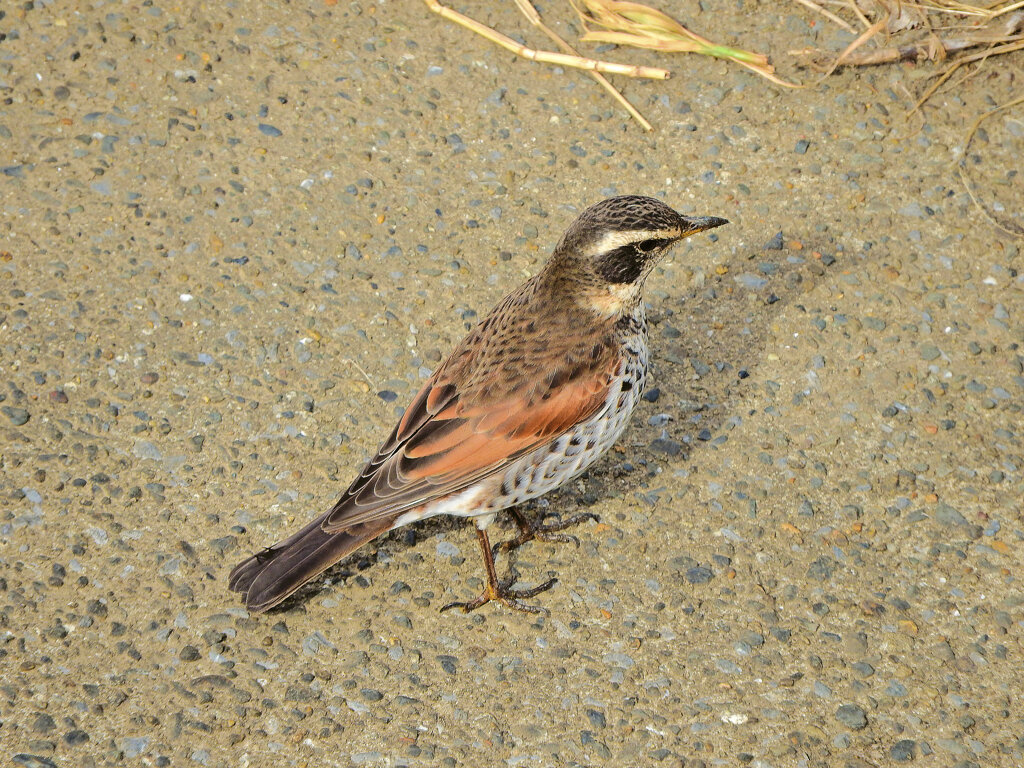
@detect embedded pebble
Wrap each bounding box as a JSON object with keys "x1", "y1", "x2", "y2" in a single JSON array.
[
  {"x1": 2, "y1": 406, "x2": 30, "y2": 425},
  {"x1": 686, "y1": 565, "x2": 713, "y2": 584},
  {"x1": 649, "y1": 437, "x2": 682, "y2": 456},
  {"x1": 642, "y1": 387, "x2": 661, "y2": 402},
  {"x1": 735, "y1": 273, "x2": 768, "y2": 290},
  {"x1": 836, "y1": 704, "x2": 868, "y2": 730},
  {"x1": 891, "y1": 739, "x2": 917, "y2": 761},
  {"x1": 133, "y1": 441, "x2": 163, "y2": 461}
]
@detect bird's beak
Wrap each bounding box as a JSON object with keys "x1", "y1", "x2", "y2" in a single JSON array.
[{"x1": 680, "y1": 216, "x2": 729, "y2": 237}]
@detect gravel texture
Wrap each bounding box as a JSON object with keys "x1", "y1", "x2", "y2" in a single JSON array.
[{"x1": 1, "y1": 1, "x2": 1022, "y2": 766}]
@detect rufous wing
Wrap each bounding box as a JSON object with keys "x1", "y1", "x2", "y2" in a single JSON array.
[{"x1": 322, "y1": 345, "x2": 620, "y2": 532}]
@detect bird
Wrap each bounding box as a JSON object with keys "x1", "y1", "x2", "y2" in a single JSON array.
[{"x1": 229, "y1": 195, "x2": 728, "y2": 614}]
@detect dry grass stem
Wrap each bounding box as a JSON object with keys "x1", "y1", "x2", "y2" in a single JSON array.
[
  {"x1": 509, "y1": 0, "x2": 653, "y2": 130},
  {"x1": 422, "y1": 0, "x2": 669, "y2": 79},
  {"x1": 791, "y1": 1, "x2": 1024, "y2": 70},
  {"x1": 957, "y1": 95, "x2": 1024, "y2": 237},
  {"x1": 909, "y1": 35, "x2": 1024, "y2": 113},
  {"x1": 573, "y1": 0, "x2": 800, "y2": 87},
  {"x1": 794, "y1": 0, "x2": 858, "y2": 32}
]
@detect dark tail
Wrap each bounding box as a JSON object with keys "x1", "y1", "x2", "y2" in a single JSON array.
[{"x1": 228, "y1": 513, "x2": 397, "y2": 613}]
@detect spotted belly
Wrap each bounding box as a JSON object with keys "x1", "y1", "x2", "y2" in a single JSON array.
[
  {"x1": 393, "y1": 314, "x2": 649, "y2": 530},
  {"x1": 487, "y1": 353, "x2": 647, "y2": 513}
]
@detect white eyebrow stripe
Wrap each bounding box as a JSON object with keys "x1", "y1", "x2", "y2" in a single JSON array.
[{"x1": 589, "y1": 228, "x2": 682, "y2": 257}]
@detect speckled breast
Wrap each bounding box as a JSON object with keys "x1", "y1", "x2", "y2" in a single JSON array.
[{"x1": 488, "y1": 309, "x2": 649, "y2": 511}]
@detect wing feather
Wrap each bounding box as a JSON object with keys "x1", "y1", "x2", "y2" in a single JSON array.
[{"x1": 322, "y1": 341, "x2": 619, "y2": 532}]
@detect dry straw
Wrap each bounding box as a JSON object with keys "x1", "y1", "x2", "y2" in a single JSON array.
[
  {"x1": 423, "y1": 0, "x2": 785, "y2": 129},
  {"x1": 791, "y1": 1, "x2": 1024, "y2": 80},
  {"x1": 571, "y1": 0, "x2": 797, "y2": 87},
  {"x1": 423, "y1": 0, "x2": 1023, "y2": 129}
]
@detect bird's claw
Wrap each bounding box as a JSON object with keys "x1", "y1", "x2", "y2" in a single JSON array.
[
  {"x1": 440, "y1": 576, "x2": 557, "y2": 614},
  {"x1": 495, "y1": 511, "x2": 600, "y2": 554}
]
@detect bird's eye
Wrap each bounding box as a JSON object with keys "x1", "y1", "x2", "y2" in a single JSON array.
[{"x1": 637, "y1": 237, "x2": 675, "y2": 252}]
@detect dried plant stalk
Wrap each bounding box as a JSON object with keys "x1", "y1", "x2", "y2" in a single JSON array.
[
  {"x1": 790, "y1": 1, "x2": 1024, "y2": 69},
  {"x1": 958, "y1": 95, "x2": 1024, "y2": 238},
  {"x1": 422, "y1": 0, "x2": 669, "y2": 79},
  {"x1": 509, "y1": 0, "x2": 654, "y2": 130},
  {"x1": 573, "y1": 0, "x2": 799, "y2": 87}
]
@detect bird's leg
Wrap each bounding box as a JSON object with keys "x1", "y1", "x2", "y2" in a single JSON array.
[
  {"x1": 495, "y1": 507, "x2": 600, "y2": 555},
  {"x1": 441, "y1": 527, "x2": 556, "y2": 614}
]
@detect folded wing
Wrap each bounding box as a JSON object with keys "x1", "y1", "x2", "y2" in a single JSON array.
[{"x1": 323, "y1": 342, "x2": 619, "y2": 530}]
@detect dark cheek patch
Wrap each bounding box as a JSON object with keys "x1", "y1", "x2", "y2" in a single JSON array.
[{"x1": 597, "y1": 244, "x2": 643, "y2": 283}]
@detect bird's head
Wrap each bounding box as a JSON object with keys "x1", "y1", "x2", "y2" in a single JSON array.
[{"x1": 547, "y1": 195, "x2": 728, "y2": 319}]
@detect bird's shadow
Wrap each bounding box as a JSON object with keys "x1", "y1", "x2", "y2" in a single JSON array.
[
  {"x1": 646, "y1": 240, "x2": 837, "y2": 455},
  {"x1": 257, "y1": 237, "x2": 838, "y2": 614}
]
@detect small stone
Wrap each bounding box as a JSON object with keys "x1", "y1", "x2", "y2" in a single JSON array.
[
  {"x1": 685, "y1": 565, "x2": 713, "y2": 584},
  {"x1": 886, "y1": 680, "x2": 909, "y2": 697},
  {"x1": 794, "y1": 139, "x2": 810, "y2": 154},
  {"x1": 49, "y1": 390, "x2": 69, "y2": 403},
  {"x1": 302, "y1": 631, "x2": 335, "y2": 655},
  {"x1": 13, "y1": 756, "x2": 58, "y2": 768},
  {"x1": 891, "y1": 740, "x2": 916, "y2": 761},
  {"x1": 435, "y1": 540, "x2": 460, "y2": 558},
  {"x1": 123, "y1": 737, "x2": 150, "y2": 758},
  {"x1": 2, "y1": 406, "x2": 30, "y2": 425},
  {"x1": 642, "y1": 388, "x2": 661, "y2": 403},
  {"x1": 649, "y1": 438, "x2": 682, "y2": 456},
  {"x1": 179, "y1": 644, "x2": 201, "y2": 661},
  {"x1": 836, "y1": 703, "x2": 868, "y2": 730},
  {"x1": 736, "y1": 273, "x2": 768, "y2": 290},
  {"x1": 377, "y1": 390, "x2": 398, "y2": 402},
  {"x1": 764, "y1": 231, "x2": 784, "y2": 250},
  {"x1": 740, "y1": 630, "x2": 764, "y2": 647},
  {"x1": 64, "y1": 729, "x2": 90, "y2": 745},
  {"x1": 715, "y1": 658, "x2": 741, "y2": 674},
  {"x1": 935, "y1": 502, "x2": 967, "y2": 527},
  {"x1": 258, "y1": 123, "x2": 283, "y2": 137},
  {"x1": 141, "y1": 372, "x2": 159, "y2": 384},
  {"x1": 32, "y1": 713, "x2": 56, "y2": 733},
  {"x1": 580, "y1": 731, "x2": 611, "y2": 759},
  {"x1": 134, "y1": 440, "x2": 163, "y2": 461},
  {"x1": 851, "y1": 661, "x2": 875, "y2": 677}
]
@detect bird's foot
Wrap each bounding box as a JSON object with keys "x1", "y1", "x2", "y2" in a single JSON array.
[
  {"x1": 495, "y1": 510, "x2": 600, "y2": 554},
  {"x1": 440, "y1": 573, "x2": 557, "y2": 614}
]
